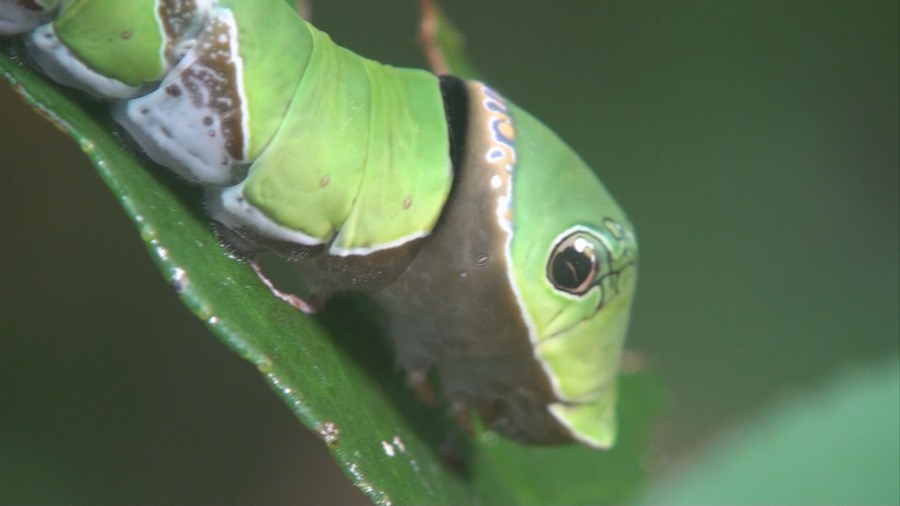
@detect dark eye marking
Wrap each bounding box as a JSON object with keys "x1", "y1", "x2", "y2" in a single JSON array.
[{"x1": 548, "y1": 232, "x2": 598, "y2": 295}]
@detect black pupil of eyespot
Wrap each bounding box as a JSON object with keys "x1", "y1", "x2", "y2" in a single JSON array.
[{"x1": 551, "y1": 246, "x2": 593, "y2": 291}]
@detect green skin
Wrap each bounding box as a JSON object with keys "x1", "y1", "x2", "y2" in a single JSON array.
[
  {"x1": 509, "y1": 103, "x2": 637, "y2": 446},
  {"x1": 2, "y1": 0, "x2": 638, "y2": 448}
]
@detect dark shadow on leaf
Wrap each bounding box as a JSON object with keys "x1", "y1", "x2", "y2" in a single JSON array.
[{"x1": 317, "y1": 292, "x2": 476, "y2": 479}]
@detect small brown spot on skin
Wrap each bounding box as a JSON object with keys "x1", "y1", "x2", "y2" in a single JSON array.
[
  {"x1": 402, "y1": 196, "x2": 412, "y2": 210},
  {"x1": 165, "y1": 84, "x2": 181, "y2": 97},
  {"x1": 120, "y1": 30, "x2": 132, "y2": 40},
  {"x1": 319, "y1": 175, "x2": 330, "y2": 188},
  {"x1": 202, "y1": 116, "x2": 213, "y2": 126}
]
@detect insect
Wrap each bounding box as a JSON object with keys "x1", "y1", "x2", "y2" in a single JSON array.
[{"x1": 0, "y1": 0, "x2": 638, "y2": 449}]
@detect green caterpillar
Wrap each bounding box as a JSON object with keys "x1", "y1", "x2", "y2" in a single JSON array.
[{"x1": 1, "y1": 0, "x2": 638, "y2": 449}]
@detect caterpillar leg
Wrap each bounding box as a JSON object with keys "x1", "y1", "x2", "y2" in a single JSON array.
[
  {"x1": 405, "y1": 369, "x2": 436, "y2": 406},
  {"x1": 250, "y1": 261, "x2": 320, "y2": 315},
  {"x1": 450, "y1": 399, "x2": 475, "y2": 435}
]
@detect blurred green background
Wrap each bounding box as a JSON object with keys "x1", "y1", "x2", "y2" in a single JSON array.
[{"x1": 1, "y1": 1, "x2": 897, "y2": 503}]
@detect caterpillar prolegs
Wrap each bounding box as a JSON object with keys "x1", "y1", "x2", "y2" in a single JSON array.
[{"x1": 0, "y1": 0, "x2": 638, "y2": 448}]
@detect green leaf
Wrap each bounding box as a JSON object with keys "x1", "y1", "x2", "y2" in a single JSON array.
[
  {"x1": 1, "y1": 3, "x2": 661, "y2": 503},
  {"x1": 639, "y1": 358, "x2": 900, "y2": 504},
  {"x1": 475, "y1": 372, "x2": 664, "y2": 505}
]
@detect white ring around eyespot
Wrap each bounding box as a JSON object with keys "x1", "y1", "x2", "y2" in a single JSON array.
[{"x1": 543, "y1": 225, "x2": 609, "y2": 301}]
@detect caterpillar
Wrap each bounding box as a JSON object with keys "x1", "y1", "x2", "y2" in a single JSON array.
[{"x1": 0, "y1": 0, "x2": 638, "y2": 449}]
